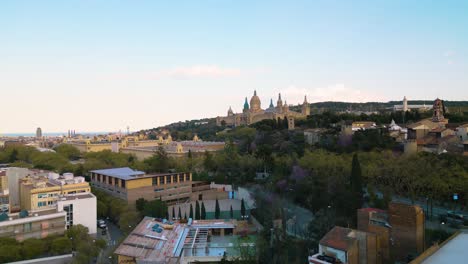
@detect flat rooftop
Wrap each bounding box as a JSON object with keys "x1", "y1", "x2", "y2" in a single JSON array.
[
  {"x1": 420, "y1": 232, "x2": 468, "y2": 264},
  {"x1": 59, "y1": 193, "x2": 95, "y2": 201},
  {"x1": 90, "y1": 167, "x2": 145, "y2": 180},
  {"x1": 114, "y1": 217, "x2": 238, "y2": 263}
]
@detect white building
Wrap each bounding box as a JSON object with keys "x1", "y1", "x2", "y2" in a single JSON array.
[
  {"x1": 56, "y1": 193, "x2": 97, "y2": 234},
  {"x1": 456, "y1": 124, "x2": 468, "y2": 142}
]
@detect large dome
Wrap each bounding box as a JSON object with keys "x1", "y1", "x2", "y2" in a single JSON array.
[{"x1": 250, "y1": 90, "x2": 261, "y2": 112}]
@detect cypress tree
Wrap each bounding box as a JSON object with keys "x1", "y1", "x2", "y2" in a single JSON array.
[
  {"x1": 351, "y1": 154, "x2": 364, "y2": 211},
  {"x1": 201, "y1": 202, "x2": 206, "y2": 220},
  {"x1": 241, "y1": 198, "x2": 246, "y2": 217},
  {"x1": 189, "y1": 203, "x2": 193, "y2": 219},
  {"x1": 195, "y1": 201, "x2": 200, "y2": 220},
  {"x1": 230, "y1": 205, "x2": 234, "y2": 219},
  {"x1": 215, "y1": 198, "x2": 220, "y2": 219}
]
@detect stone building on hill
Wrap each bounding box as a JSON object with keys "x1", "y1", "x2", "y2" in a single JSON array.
[{"x1": 216, "y1": 91, "x2": 310, "y2": 128}]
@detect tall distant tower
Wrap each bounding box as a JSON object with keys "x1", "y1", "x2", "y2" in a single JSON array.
[
  {"x1": 403, "y1": 96, "x2": 409, "y2": 112},
  {"x1": 302, "y1": 95, "x2": 310, "y2": 116},
  {"x1": 36, "y1": 127, "x2": 42, "y2": 138},
  {"x1": 243, "y1": 97, "x2": 249, "y2": 113},
  {"x1": 432, "y1": 98, "x2": 445, "y2": 122},
  {"x1": 127, "y1": 126, "x2": 130, "y2": 135}
]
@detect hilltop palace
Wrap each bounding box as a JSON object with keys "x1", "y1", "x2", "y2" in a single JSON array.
[{"x1": 216, "y1": 90, "x2": 310, "y2": 127}]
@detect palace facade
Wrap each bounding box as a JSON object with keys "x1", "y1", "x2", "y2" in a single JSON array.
[{"x1": 216, "y1": 91, "x2": 310, "y2": 127}]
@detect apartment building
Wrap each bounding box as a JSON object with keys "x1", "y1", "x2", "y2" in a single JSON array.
[{"x1": 19, "y1": 173, "x2": 90, "y2": 210}]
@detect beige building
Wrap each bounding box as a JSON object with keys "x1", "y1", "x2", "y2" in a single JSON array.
[
  {"x1": 90, "y1": 167, "x2": 192, "y2": 206},
  {"x1": 19, "y1": 173, "x2": 90, "y2": 211},
  {"x1": 0, "y1": 208, "x2": 66, "y2": 241},
  {"x1": 0, "y1": 170, "x2": 9, "y2": 213},
  {"x1": 216, "y1": 91, "x2": 309, "y2": 127}
]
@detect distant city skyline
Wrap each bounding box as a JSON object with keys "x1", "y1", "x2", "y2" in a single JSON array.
[{"x1": 1, "y1": 1, "x2": 467, "y2": 133}]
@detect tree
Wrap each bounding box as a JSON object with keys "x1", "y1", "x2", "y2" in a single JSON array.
[
  {"x1": 143, "y1": 200, "x2": 168, "y2": 218},
  {"x1": 230, "y1": 205, "x2": 234, "y2": 219},
  {"x1": 54, "y1": 144, "x2": 81, "y2": 160},
  {"x1": 195, "y1": 201, "x2": 200, "y2": 220},
  {"x1": 50, "y1": 237, "x2": 72, "y2": 255},
  {"x1": 21, "y1": 238, "x2": 45, "y2": 259},
  {"x1": 241, "y1": 198, "x2": 246, "y2": 217},
  {"x1": 215, "y1": 198, "x2": 220, "y2": 219},
  {"x1": 189, "y1": 203, "x2": 194, "y2": 219},
  {"x1": 119, "y1": 211, "x2": 141, "y2": 234},
  {"x1": 136, "y1": 198, "x2": 147, "y2": 212},
  {"x1": 0, "y1": 244, "x2": 21, "y2": 263},
  {"x1": 350, "y1": 154, "x2": 364, "y2": 217},
  {"x1": 201, "y1": 202, "x2": 206, "y2": 220}
]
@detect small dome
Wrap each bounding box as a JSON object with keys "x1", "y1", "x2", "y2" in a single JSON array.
[{"x1": 250, "y1": 90, "x2": 261, "y2": 112}]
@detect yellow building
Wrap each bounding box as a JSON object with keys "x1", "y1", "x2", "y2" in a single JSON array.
[
  {"x1": 90, "y1": 167, "x2": 192, "y2": 206},
  {"x1": 0, "y1": 170, "x2": 9, "y2": 213},
  {"x1": 19, "y1": 173, "x2": 90, "y2": 211}
]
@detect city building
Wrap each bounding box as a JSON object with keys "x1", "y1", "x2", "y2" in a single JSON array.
[
  {"x1": 216, "y1": 91, "x2": 309, "y2": 127},
  {"x1": 304, "y1": 128, "x2": 327, "y2": 145},
  {"x1": 410, "y1": 231, "x2": 468, "y2": 264},
  {"x1": 351, "y1": 121, "x2": 377, "y2": 132},
  {"x1": 56, "y1": 193, "x2": 97, "y2": 234},
  {"x1": 0, "y1": 170, "x2": 9, "y2": 213},
  {"x1": 115, "y1": 217, "x2": 256, "y2": 264},
  {"x1": 36, "y1": 127, "x2": 42, "y2": 138},
  {"x1": 456, "y1": 123, "x2": 468, "y2": 142},
  {"x1": 6, "y1": 167, "x2": 49, "y2": 212},
  {"x1": 388, "y1": 202, "x2": 425, "y2": 261},
  {"x1": 0, "y1": 208, "x2": 66, "y2": 241},
  {"x1": 90, "y1": 167, "x2": 192, "y2": 206},
  {"x1": 393, "y1": 96, "x2": 432, "y2": 112},
  {"x1": 19, "y1": 173, "x2": 90, "y2": 211},
  {"x1": 120, "y1": 136, "x2": 225, "y2": 160},
  {"x1": 309, "y1": 226, "x2": 378, "y2": 264},
  {"x1": 357, "y1": 208, "x2": 391, "y2": 263}
]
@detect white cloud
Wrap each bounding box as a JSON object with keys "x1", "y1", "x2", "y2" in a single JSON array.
[{"x1": 278, "y1": 84, "x2": 386, "y2": 103}]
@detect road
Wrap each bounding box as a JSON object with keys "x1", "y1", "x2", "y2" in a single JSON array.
[{"x1": 96, "y1": 221, "x2": 123, "y2": 264}]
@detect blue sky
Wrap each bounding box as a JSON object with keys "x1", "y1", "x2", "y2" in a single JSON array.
[{"x1": 1, "y1": 0, "x2": 467, "y2": 133}]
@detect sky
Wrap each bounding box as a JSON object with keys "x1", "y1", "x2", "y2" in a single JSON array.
[{"x1": 1, "y1": 0, "x2": 467, "y2": 133}]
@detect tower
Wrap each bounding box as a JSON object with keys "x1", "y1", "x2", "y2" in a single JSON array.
[
  {"x1": 36, "y1": 127, "x2": 42, "y2": 139},
  {"x1": 432, "y1": 98, "x2": 445, "y2": 122},
  {"x1": 287, "y1": 116, "x2": 295, "y2": 130},
  {"x1": 243, "y1": 97, "x2": 249, "y2": 113},
  {"x1": 227, "y1": 106, "x2": 234, "y2": 116},
  {"x1": 276, "y1": 93, "x2": 283, "y2": 108},
  {"x1": 301, "y1": 95, "x2": 310, "y2": 116},
  {"x1": 269, "y1": 99, "x2": 274, "y2": 108},
  {"x1": 249, "y1": 90, "x2": 261, "y2": 112},
  {"x1": 403, "y1": 96, "x2": 408, "y2": 112}
]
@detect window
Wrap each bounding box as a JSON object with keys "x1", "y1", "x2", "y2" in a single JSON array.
[
  {"x1": 121, "y1": 180, "x2": 126, "y2": 188},
  {"x1": 185, "y1": 174, "x2": 190, "y2": 181},
  {"x1": 179, "y1": 174, "x2": 184, "y2": 182},
  {"x1": 167, "y1": 175, "x2": 172, "y2": 184},
  {"x1": 152, "y1": 177, "x2": 158, "y2": 186},
  {"x1": 160, "y1": 176, "x2": 165, "y2": 185},
  {"x1": 114, "y1": 179, "x2": 119, "y2": 186},
  {"x1": 173, "y1": 175, "x2": 177, "y2": 183},
  {"x1": 108, "y1": 177, "x2": 113, "y2": 184},
  {"x1": 97, "y1": 174, "x2": 101, "y2": 182},
  {"x1": 102, "y1": 175, "x2": 106, "y2": 183}
]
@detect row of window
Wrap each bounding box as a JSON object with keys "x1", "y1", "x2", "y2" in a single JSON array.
[
  {"x1": 151, "y1": 174, "x2": 191, "y2": 186},
  {"x1": 37, "y1": 201, "x2": 55, "y2": 207},
  {"x1": 38, "y1": 193, "x2": 59, "y2": 199},
  {"x1": 91, "y1": 174, "x2": 126, "y2": 188}
]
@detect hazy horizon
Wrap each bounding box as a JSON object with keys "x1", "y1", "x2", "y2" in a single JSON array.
[{"x1": 2, "y1": 1, "x2": 467, "y2": 133}]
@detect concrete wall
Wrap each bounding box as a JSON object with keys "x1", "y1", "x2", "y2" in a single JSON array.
[{"x1": 57, "y1": 194, "x2": 97, "y2": 234}]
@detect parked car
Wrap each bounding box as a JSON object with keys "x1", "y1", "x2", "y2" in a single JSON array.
[{"x1": 97, "y1": 219, "x2": 107, "y2": 229}]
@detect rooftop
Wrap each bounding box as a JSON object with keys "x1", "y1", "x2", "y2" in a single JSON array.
[
  {"x1": 416, "y1": 231, "x2": 468, "y2": 264},
  {"x1": 90, "y1": 167, "x2": 145, "y2": 180},
  {"x1": 114, "y1": 217, "x2": 240, "y2": 263},
  {"x1": 319, "y1": 226, "x2": 356, "y2": 251}
]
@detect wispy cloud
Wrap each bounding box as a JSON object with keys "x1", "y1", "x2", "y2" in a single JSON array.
[
  {"x1": 278, "y1": 84, "x2": 386, "y2": 103},
  {"x1": 105, "y1": 65, "x2": 267, "y2": 80}
]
